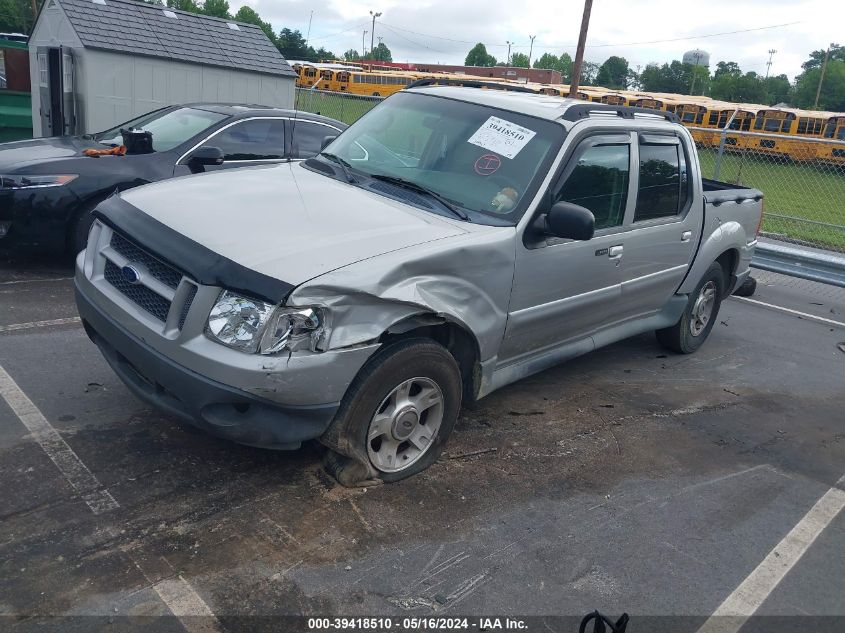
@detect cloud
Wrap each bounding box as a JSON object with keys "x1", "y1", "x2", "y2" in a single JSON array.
[{"x1": 233, "y1": 0, "x2": 843, "y2": 80}]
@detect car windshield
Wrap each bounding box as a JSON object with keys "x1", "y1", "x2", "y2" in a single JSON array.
[
  {"x1": 321, "y1": 91, "x2": 564, "y2": 223},
  {"x1": 92, "y1": 107, "x2": 227, "y2": 152}
]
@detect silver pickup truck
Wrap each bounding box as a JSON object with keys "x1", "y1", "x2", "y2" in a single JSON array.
[{"x1": 75, "y1": 85, "x2": 763, "y2": 485}]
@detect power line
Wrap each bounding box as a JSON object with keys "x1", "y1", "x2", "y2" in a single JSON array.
[
  {"x1": 377, "y1": 20, "x2": 802, "y2": 50},
  {"x1": 308, "y1": 22, "x2": 369, "y2": 42}
]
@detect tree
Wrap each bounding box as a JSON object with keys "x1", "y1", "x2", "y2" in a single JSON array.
[
  {"x1": 801, "y1": 44, "x2": 845, "y2": 72},
  {"x1": 510, "y1": 52, "x2": 529, "y2": 68},
  {"x1": 0, "y1": 0, "x2": 33, "y2": 33},
  {"x1": 639, "y1": 60, "x2": 704, "y2": 95},
  {"x1": 313, "y1": 47, "x2": 336, "y2": 61},
  {"x1": 595, "y1": 55, "x2": 629, "y2": 89},
  {"x1": 202, "y1": 0, "x2": 230, "y2": 19},
  {"x1": 714, "y1": 61, "x2": 741, "y2": 79},
  {"x1": 465, "y1": 43, "x2": 496, "y2": 67},
  {"x1": 343, "y1": 49, "x2": 361, "y2": 62},
  {"x1": 580, "y1": 61, "x2": 599, "y2": 85},
  {"x1": 369, "y1": 42, "x2": 392, "y2": 62},
  {"x1": 793, "y1": 61, "x2": 845, "y2": 111},
  {"x1": 276, "y1": 28, "x2": 309, "y2": 60},
  {"x1": 233, "y1": 6, "x2": 276, "y2": 45},
  {"x1": 531, "y1": 52, "x2": 573, "y2": 82},
  {"x1": 166, "y1": 0, "x2": 201, "y2": 12},
  {"x1": 763, "y1": 74, "x2": 791, "y2": 105}
]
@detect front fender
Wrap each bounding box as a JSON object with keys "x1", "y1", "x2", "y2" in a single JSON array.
[{"x1": 287, "y1": 227, "x2": 517, "y2": 361}]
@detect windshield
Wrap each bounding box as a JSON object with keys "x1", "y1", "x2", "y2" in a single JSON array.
[
  {"x1": 93, "y1": 107, "x2": 227, "y2": 152},
  {"x1": 322, "y1": 92, "x2": 564, "y2": 223}
]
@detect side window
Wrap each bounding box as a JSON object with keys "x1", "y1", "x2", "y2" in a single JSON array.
[
  {"x1": 291, "y1": 121, "x2": 337, "y2": 159},
  {"x1": 634, "y1": 142, "x2": 682, "y2": 222},
  {"x1": 209, "y1": 119, "x2": 286, "y2": 161},
  {"x1": 555, "y1": 143, "x2": 630, "y2": 230}
]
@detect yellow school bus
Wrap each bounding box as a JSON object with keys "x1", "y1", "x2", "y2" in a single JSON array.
[{"x1": 816, "y1": 115, "x2": 845, "y2": 164}]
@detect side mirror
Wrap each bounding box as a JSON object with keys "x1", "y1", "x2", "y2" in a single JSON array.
[
  {"x1": 188, "y1": 146, "x2": 224, "y2": 168},
  {"x1": 545, "y1": 201, "x2": 595, "y2": 241},
  {"x1": 321, "y1": 135, "x2": 338, "y2": 151}
]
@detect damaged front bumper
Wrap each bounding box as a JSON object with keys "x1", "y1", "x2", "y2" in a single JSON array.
[{"x1": 75, "y1": 253, "x2": 380, "y2": 450}]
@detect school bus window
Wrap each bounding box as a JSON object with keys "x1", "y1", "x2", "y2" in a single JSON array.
[{"x1": 797, "y1": 118, "x2": 823, "y2": 135}]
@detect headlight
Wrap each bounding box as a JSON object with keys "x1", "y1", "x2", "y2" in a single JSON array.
[
  {"x1": 260, "y1": 307, "x2": 321, "y2": 354},
  {"x1": 205, "y1": 291, "x2": 322, "y2": 354},
  {"x1": 0, "y1": 174, "x2": 78, "y2": 190}
]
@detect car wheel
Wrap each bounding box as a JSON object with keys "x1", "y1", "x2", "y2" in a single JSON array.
[
  {"x1": 656, "y1": 262, "x2": 725, "y2": 354},
  {"x1": 320, "y1": 338, "x2": 462, "y2": 486},
  {"x1": 733, "y1": 275, "x2": 757, "y2": 297}
]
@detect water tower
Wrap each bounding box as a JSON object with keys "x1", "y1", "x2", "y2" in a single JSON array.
[{"x1": 683, "y1": 49, "x2": 710, "y2": 67}]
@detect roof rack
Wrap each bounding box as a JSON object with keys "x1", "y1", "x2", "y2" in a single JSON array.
[
  {"x1": 406, "y1": 78, "x2": 540, "y2": 94},
  {"x1": 561, "y1": 103, "x2": 680, "y2": 123}
]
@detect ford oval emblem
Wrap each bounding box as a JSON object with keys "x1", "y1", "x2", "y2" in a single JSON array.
[{"x1": 121, "y1": 265, "x2": 142, "y2": 285}]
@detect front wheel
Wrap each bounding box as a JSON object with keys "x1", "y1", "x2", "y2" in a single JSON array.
[
  {"x1": 656, "y1": 262, "x2": 725, "y2": 354},
  {"x1": 320, "y1": 339, "x2": 462, "y2": 486}
]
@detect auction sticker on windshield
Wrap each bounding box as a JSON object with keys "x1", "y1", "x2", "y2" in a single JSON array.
[{"x1": 467, "y1": 116, "x2": 537, "y2": 159}]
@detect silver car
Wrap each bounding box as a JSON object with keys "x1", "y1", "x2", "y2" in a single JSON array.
[{"x1": 75, "y1": 86, "x2": 763, "y2": 485}]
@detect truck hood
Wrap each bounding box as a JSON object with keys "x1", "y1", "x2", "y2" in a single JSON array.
[{"x1": 120, "y1": 162, "x2": 468, "y2": 286}]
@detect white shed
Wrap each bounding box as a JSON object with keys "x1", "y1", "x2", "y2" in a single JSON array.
[{"x1": 28, "y1": 0, "x2": 297, "y2": 137}]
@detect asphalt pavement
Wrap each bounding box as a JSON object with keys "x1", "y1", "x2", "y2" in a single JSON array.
[{"x1": 0, "y1": 256, "x2": 843, "y2": 633}]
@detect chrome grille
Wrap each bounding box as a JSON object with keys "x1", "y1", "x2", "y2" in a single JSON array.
[
  {"x1": 110, "y1": 232, "x2": 181, "y2": 290},
  {"x1": 104, "y1": 260, "x2": 171, "y2": 322}
]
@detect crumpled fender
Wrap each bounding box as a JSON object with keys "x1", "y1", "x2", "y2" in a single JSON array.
[{"x1": 288, "y1": 227, "x2": 517, "y2": 361}]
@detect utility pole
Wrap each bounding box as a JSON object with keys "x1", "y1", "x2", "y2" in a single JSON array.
[
  {"x1": 813, "y1": 43, "x2": 832, "y2": 110},
  {"x1": 528, "y1": 35, "x2": 536, "y2": 68},
  {"x1": 569, "y1": 0, "x2": 593, "y2": 95},
  {"x1": 764, "y1": 49, "x2": 776, "y2": 79},
  {"x1": 362, "y1": 30, "x2": 368, "y2": 58},
  {"x1": 369, "y1": 10, "x2": 382, "y2": 59},
  {"x1": 30, "y1": 0, "x2": 38, "y2": 19},
  {"x1": 305, "y1": 10, "x2": 314, "y2": 50},
  {"x1": 689, "y1": 51, "x2": 702, "y2": 95},
  {"x1": 506, "y1": 41, "x2": 513, "y2": 66}
]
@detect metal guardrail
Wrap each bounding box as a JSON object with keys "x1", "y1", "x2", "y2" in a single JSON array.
[{"x1": 751, "y1": 242, "x2": 845, "y2": 288}]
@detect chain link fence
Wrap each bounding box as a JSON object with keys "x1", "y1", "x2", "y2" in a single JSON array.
[
  {"x1": 294, "y1": 88, "x2": 382, "y2": 126},
  {"x1": 688, "y1": 128, "x2": 845, "y2": 255}
]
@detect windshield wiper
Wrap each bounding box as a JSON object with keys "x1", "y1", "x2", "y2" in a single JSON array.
[
  {"x1": 368, "y1": 174, "x2": 470, "y2": 221},
  {"x1": 319, "y1": 152, "x2": 357, "y2": 184}
]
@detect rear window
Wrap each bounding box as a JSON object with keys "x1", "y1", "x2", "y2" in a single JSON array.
[{"x1": 634, "y1": 142, "x2": 684, "y2": 222}]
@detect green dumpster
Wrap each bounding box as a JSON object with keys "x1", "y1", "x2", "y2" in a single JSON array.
[{"x1": 0, "y1": 38, "x2": 33, "y2": 142}]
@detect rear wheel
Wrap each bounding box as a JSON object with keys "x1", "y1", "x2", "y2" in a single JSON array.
[
  {"x1": 733, "y1": 275, "x2": 757, "y2": 297},
  {"x1": 656, "y1": 262, "x2": 725, "y2": 354},
  {"x1": 320, "y1": 338, "x2": 462, "y2": 486}
]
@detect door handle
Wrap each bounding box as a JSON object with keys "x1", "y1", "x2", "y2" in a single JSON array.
[
  {"x1": 608, "y1": 245, "x2": 624, "y2": 258},
  {"x1": 681, "y1": 231, "x2": 692, "y2": 242}
]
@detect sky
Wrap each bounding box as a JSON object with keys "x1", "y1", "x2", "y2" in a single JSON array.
[{"x1": 230, "y1": 0, "x2": 842, "y2": 81}]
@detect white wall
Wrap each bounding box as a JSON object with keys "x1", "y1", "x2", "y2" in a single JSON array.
[
  {"x1": 82, "y1": 51, "x2": 295, "y2": 134},
  {"x1": 28, "y1": 0, "x2": 296, "y2": 136}
]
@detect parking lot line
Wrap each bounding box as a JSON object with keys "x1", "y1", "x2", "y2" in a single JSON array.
[
  {"x1": 730, "y1": 296, "x2": 845, "y2": 329},
  {"x1": 0, "y1": 277, "x2": 73, "y2": 286},
  {"x1": 0, "y1": 362, "x2": 119, "y2": 514},
  {"x1": 152, "y1": 576, "x2": 221, "y2": 633},
  {"x1": 0, "y1": 316, "x2": 82, "y2": 333},
  {"x1": 695, "y1": 475, "x2": 845, "y2": 633}
]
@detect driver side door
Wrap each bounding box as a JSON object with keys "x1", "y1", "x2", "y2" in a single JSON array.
[{"x1": 499, "y1": 133, "x2": 636, "y2": 365}]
